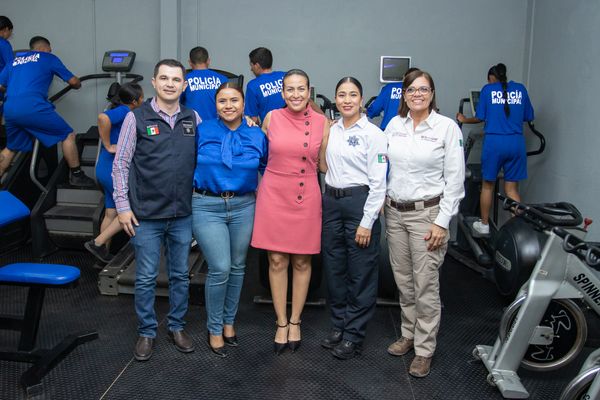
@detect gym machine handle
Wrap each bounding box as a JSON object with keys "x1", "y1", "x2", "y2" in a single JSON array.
[
  {"x1": 498, "y1": 194, "x2": 583, "y2": 229},
  {"x1": 49, "y1": 73, "x2": 144, "y2": 103},
  {"x1": 457, "y1": 97, "x2": 470, "y2": 129},
  {"x1": 554, "y1": 227, "x2": 600, "y2": 269},
  {"x1": 526, "y1": 121, "x2": 546, "y2": 156},
  {"x1": 316, "y1": 94, "x2": 337, "y2": 120}
]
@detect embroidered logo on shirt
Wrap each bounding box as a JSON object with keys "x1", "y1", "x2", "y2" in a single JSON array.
[
  {"x1": 459, "y1": 139, "x2": 463, "y2": 147},
  {"x1": 182, "y1": 120, "x2": 195, "y2": 136},
  {"x1": 146, "y1": 125, "x2": 160, "y2": 136},
  {"x1": 377, "y1": 154, "x2": 388, "y2": 163},
  {"x1": 347, "y1": 135, "x2": 359, "y2": 147},
  {"x1": 420, "y1": 135, "x2": 438, "y2": 142}
]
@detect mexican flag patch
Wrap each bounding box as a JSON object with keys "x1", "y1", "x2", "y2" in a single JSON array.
[
  {"x1": 146, "y1": 125, "x2": 160, "y2": 136},
  {"x1": 377, "y1": 154, "x2": 388, "y2": 163}
]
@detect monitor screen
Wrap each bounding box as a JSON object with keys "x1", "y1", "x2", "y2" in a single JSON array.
[{"x1": 380, "y1": 56, "x2": 411, "y2": 83}]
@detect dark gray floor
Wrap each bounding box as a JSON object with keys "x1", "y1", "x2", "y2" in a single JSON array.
[{"x1": 0, "y1": 246, "x2": 594, "y2": 400}]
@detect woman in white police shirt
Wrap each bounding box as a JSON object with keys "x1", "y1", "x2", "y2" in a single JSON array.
[
  {"x1": 318, "y1": 77, "x2": 387, "y2": 360},
  {"x1": 384, "y1": 70, "x2": 464, "y2": 378}
]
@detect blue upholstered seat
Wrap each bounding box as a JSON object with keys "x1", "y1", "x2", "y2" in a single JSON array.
[
  {"x1": 0, "y1": 191, "x2": 31, "y2": 227},
  {"x1": 0, "y1": 263, "x2": 80, "y2": 286}
]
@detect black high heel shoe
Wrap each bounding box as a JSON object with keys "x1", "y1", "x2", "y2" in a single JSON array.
[
  {"x1": 288, "y1": 320, "x2": 302, "y2": 352},
  {"x1": 274, "y1": 321, "x2": 289, "y2": 355},
  {"x1": 207, "y1": 332, "x2": 228, "y2": 358}
]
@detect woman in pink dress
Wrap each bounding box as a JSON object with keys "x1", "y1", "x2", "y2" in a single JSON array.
[{"x1": 251, "y1": 69, "x2": 328, "y2": 354}]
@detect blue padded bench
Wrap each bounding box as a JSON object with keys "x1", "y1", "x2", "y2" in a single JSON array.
[{"x1": 0, "y1": 192, "x2": 98, "y2": 396}]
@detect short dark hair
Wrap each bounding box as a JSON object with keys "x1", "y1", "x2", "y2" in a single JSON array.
[
  {"x1": 283, "y1": 68, "x2": 310, "y2": 88},
  {"x1": 215, "y1": 81, "x2": 244, "y2": 101},
  {"x1": 398, "y1": 70, "x2": 437, "y2": 118},
  {"x1": 0, "y1": 16, "x2": 13, "y2": 31},
  {"x1": 335, "y1": 76, "x2": 363, "y2": 97},
  {"x1": 153, "y1": 59, "x2": 186, "y2": 78},
  {"x1": 189, "y1": 46, "x2": 209, "y2": 64},
  {"x1": 249, "y1": 47, "x2": 273, "y2": 69},
  {"x1": 29, "y1": 36, "x2": 50, "y2": 50}
]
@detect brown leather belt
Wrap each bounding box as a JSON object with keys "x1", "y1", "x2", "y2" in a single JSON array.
[{"x1": 388, "y1": 195, "x2": 441, "y2": 212}]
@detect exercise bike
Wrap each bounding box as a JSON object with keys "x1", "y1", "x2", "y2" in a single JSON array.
[
  {"x1": 473, "y1": 197, "x2": 599, "y2": 399},
  {"x1": 560, "y1": 347, "x2": 600, "y2": 400}
]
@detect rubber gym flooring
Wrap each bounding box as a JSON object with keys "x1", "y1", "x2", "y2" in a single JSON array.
[{"x1": 0, "y1": 246, "x2": 594, "y2": 400}]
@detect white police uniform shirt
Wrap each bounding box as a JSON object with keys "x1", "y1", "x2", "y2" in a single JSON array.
[
  {"x1": 325, "y1": 114, "x2": 388, "y2": 230},
  {"x1": 385, "y1": 110, "x2": 465, "y2": 229}
]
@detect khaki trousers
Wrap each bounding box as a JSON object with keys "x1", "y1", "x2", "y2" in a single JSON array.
[{"x1": 384, "y1": 202, "x2": 448, "y2": 357}]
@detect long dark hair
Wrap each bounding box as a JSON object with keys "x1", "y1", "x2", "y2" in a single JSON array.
[
  {"x1": 488, "y1": 63, "x2": 510, "y2": 117},
  {"x1": 398, "y1": 70, "x2": 437, "y2": 118},
  {"x1": 108, "y1": 82, "x2": 143, "y2": 109}
]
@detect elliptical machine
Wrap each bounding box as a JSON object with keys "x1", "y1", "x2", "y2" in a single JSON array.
[{"x1": 447, "y1": 93, "x2": 582, "y2": 298}]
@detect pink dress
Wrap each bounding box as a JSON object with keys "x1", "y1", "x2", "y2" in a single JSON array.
[{"x1": 251, "y1": 106, "x2": 325, "y2": 254}]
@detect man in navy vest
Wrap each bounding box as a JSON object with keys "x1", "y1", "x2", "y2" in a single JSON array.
[{"x1": 112, "y1": 59, "x2": 199, "y2": 361}]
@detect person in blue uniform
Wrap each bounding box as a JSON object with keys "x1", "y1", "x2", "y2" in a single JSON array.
[
  {"x1": 0, "y1": 36, "x2": 95, "y2": 187},
  {"x1": 319, "y1": 77, "x2": 387, "y2": 360},
  {"x1": 456, "y1": 63, "x2": 534, "y2": 235},
  {"x1": 367, "y1": 67, "x2": 420, "y2": 130},
  {"x1": 192, "y1": 82, "x2": 267, "y2": 357},
  {"x1": 180, "y1": 46, "x2": 228, "y2": 121},
  {"x1": 84, "y1": 82, "x2": 144, "y2": 263},
  {"x1": 0, "y1": 16, "x2": 14, "y2": 116},
  {"x1": 244, "y1": 47, "x2": 286, "y2": 125}
]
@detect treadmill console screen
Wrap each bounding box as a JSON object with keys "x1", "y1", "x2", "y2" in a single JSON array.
[
  {"x1": 102, "y1": 50, "x2": 136, "y2": 72},
  {"x1": 380, "y1": 56, "x2": 411, "y2": 83}
]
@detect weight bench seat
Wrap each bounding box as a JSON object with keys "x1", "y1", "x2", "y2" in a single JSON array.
[
  {"x1": 0, "y1": 190, "x2": 31, "y2": 227},
  {"x1": 0, "y1": 263, "x2": 98, "y2": 396}
]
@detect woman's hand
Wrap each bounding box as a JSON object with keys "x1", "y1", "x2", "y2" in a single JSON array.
[
  {"x1": 244, "y1": 115, "x2": 257, "y2": 127},
  {"x1": 424, "y1": 224, "x2": 447, "y2": 251},
  {"x1": 355, "y1": 226, "x2": 372, "y2": 248},
  {"x1": 107, "y1": 144, "x2": 117, "y2": 154},
  {"x1": 456, "y1": 112, "x2": 466, "y2": 123}
]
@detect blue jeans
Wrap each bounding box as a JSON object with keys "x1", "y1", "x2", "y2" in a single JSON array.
[
  {"x1": 192, "y1": 192, "x2": 255, "y2": 335},
  {"x1": 131, "y1": 215, "x2": 192, "y2": 337}
]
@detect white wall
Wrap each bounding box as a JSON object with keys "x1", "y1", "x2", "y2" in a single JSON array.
[{"x1": 525, "y1": 0, "x2": 600, "y2": 238}]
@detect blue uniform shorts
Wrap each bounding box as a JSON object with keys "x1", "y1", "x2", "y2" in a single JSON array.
[
  {"x1": 96, "y1": 149, "x2": 116, "y2": 209},
  {"x1": 481, "y1": 133, "x2": 527, "y2": 182},
  {"x1": 4, "y1": 98, "x2": 72, "y2": 152}
]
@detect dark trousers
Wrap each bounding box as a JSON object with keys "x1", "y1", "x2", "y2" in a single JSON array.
[{"x1": 322, "y1": 190, "x2": 381, "y2": 344}]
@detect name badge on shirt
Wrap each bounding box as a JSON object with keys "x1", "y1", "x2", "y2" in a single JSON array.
[
  {"x1": 182, "y1": 120, "x2": 195, "y2": 136},
  {"x1": 420, "y1": 135, "x2": 438, "y2": 142},
  {"x1": 146, "y1": 125, "x2": 160, "y2": 136}
]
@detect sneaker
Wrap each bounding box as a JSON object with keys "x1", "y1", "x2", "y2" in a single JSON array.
[
  {"x1": 409, "y1": 355, "x2": 432, "y2": 378},
  {"x1": 387, "y1": 337, "x2": 414, "y2": 356},
  {"x1": 472, "y1": 220, "x2": 490, "y2": 235},
  {"x1": 69, "y1": 171, "x2": 95, "y2": 188},
  {"x1": 84, "y1": 239, "x2": 113, "y2": 263}
]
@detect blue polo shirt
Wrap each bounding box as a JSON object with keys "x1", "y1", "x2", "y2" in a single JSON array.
[
  {"x1": 245, "y1": 70, "x2": 285, "y2": 122},
  {"x1": 194, "y1": 119, "x2": 268, "y2": 193},
  {"x1": 181, "y1": 69, "x2": 228, "y2": 121},
  {"x1": 367, "y1": 81, "x2": 403, "y2": 130},
  {"x1": 0, "y1": 51, "x2": 74, "y2": 101},
  {"x1": 476, "y1": 81, "x2": 534, "y2": 135},
  {"x1": 0, "y1": 37, "x2": 14, "y2": 108}
]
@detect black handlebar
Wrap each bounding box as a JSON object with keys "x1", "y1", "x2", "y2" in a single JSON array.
[
  {"x1": 457, "y1": 97, "x2": 470, "y2": 129},
  {"x1": 365, "y1": 96, "x2": 377, "y2": 110},
  {"x1": 526, "y1": 121, "x2": 546, "y2": 156},
  {"x1": 554, "y1": 227, "x2": 600, "y2": 269},
  {"x1": 48, "y1": 73, "x2": 144, "y2": 103},
  {"x1": 498, "y1": 194, "x2": 583, "y2": 230}
]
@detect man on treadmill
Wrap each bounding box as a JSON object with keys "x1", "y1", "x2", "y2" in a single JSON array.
[{"x1": 0, "y1": 36, "x2": 94, "y2": 187}]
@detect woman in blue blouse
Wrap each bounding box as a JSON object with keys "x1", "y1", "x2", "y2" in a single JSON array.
[{"x1": 192, "y1": 82, "x2": 268, "y2": 357}]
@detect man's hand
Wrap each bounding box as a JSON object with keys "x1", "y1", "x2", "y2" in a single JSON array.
[{"x1": 118, "y1": 210, "x2": 139, "y2": 237}]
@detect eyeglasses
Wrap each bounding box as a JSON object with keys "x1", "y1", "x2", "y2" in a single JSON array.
[{"x1": 404, "y1": 86, "x2": 432, "y2": 96}]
